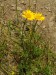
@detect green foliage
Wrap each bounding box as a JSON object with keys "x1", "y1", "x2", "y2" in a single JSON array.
[
  {"x1": 0, "y1": 41, "x2": 7, "y2": 59},
  {"x1": 11, "y1": 19, "x2": 56, "y2": 75},
  {"x1": 43, "y1": 65, "x2": 52, "y2": 75},
  {"x1": 0, "y1": 13, "x2": 56, "y2": 75}
]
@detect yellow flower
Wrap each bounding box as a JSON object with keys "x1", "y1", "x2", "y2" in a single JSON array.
[
  {"x1": 22, "y1": 10, "x2": 45, "y2": 21},
  {"x1": 22, "y1": 10, "x2": 35, "y2": 20},
  {"x1": 35, "y1": 13, "x2": 45, "y2": 21},
  {"x1": 39, "y1": 16, "x2": 45, "y2": 21}
]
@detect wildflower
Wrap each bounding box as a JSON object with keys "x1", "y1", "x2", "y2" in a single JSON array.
[
  {"x1": 22, "y1": 10, "x2": 35, "y2": 20},
  {"x1": 35, "y1": 13, "x2": 45, "y2": 21}
]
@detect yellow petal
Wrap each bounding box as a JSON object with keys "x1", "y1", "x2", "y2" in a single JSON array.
[
  {"x1": 40, "y1": 16, "x2": 45, "y2": 21},
  {"x1": 22, "y1": 10, "x2": 35, "y2": 20}
]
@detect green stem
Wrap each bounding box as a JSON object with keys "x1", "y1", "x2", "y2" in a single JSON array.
[
  {"x1": 30, "y1": 21, "x2": 37, "y2": 42},
  {"x1": 8, "y1": 21, "x2": 11, "y2": 38},
  {"x1": 15, "y1": 0, "x2": 18, "y2": 20},
  {"x1": 21, "y1": 20, "x2": 26, "y2": 50}
]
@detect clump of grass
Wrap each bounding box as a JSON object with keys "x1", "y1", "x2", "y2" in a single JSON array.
[{"x1": 11, "y1": 10, "x2": 55, "y2": 75}]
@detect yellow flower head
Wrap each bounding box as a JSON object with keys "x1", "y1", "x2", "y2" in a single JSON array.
[
  {"x1": 22, "y1": 10, "x2": 35, "y2": 20},
  {"x1": 35, "y1": 13, "x2": 45, "y2": 21}
]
